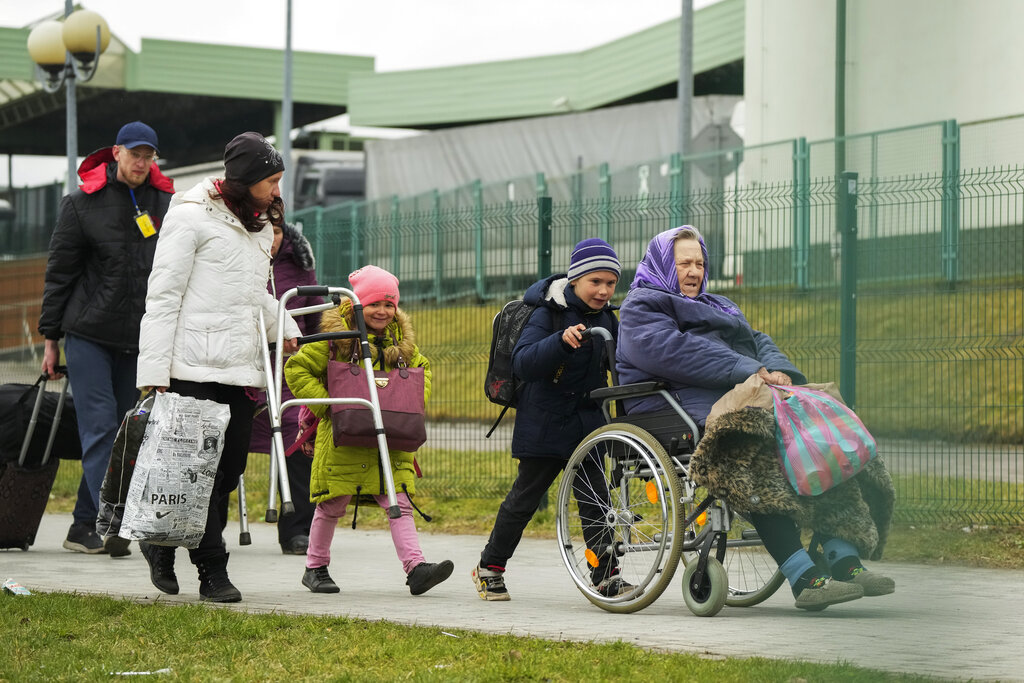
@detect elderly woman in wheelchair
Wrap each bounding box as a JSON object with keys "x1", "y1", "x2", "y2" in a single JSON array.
[{"x1": 556, "y1": 226, "x2": 894, "y2": 616}]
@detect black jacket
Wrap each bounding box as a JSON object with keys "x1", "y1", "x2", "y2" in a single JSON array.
[
  {"x1": 510, "y1": 274, "x2": 618, "y2": 459},
  {"x1": 38, "y1": 149, "x2": 174, "y2": 351}
]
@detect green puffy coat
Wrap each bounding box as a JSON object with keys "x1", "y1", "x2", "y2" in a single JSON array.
[{"x1": 284, "y1": 301, "x2": 431, "y2": 504}]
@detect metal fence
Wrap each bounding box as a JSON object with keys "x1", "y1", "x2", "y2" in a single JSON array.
[
  {"x1": 4, "y1": 117, "x2": 1022, "y2": 524},
  {"x1": 287, "y1": 120, "x2": 1023, "y2": 525}
]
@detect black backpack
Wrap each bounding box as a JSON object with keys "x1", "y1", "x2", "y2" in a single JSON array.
[{"x1": 483, "y1": 299, "x2": 561, "y2": 438}]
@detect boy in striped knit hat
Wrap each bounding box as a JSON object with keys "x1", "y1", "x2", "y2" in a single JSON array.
[{"x1": 473, "y1": 238, "x2": 633, "y2": 601}]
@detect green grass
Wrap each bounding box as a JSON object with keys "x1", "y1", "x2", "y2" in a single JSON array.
[{"x1": 0, "y1": 593, "x2": 938, "y2": 683}]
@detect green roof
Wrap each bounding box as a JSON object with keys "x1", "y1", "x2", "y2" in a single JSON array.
[
  {"x1": 126, "y1": 38, "x2": 372, "y2": 105},
  {"x1": 349, "y1": 0, "x2": 744, "y2": 127}
]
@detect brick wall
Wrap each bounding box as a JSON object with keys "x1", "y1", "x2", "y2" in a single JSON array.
[{"x1": 0, "y1": 256, "x2": 46, "y2": 350}]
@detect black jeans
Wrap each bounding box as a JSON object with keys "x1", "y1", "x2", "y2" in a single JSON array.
[
  {"x1": 481, "y1": 455, "x2": 616, "y2": 583},
  {"x1": 168, "y1": 380, "x2": 254, "y2": 564}
]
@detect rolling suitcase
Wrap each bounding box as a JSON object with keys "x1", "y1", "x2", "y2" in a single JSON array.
[{"x1": 0, "y1": 371, "x2": 70, "y2": 551}]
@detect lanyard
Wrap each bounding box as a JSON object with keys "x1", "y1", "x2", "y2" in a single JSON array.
[
  {"x1": 128, "y1": 187, "x2": 142, "y2": 215},
  {"x1": 128, "y1": 187, "x2": 156, "y2": 238}
]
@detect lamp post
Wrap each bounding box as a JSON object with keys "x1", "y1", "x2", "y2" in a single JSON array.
[{"x1": 26, "y1": 3, "x2": 110, "y2": 193}]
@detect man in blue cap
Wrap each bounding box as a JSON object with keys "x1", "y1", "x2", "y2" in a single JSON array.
[{"x1": 38, "y1": 121, "x2": 175, "y2": 557}]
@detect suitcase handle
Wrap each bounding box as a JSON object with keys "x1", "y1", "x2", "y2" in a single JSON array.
[{"x1": 18, "y1": 369, "x2": 70, "y2": 468}]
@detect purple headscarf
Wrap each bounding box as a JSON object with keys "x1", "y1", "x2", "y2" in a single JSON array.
[{"x1": 630, "y1": 225, "x2": 740, "y2": 315}]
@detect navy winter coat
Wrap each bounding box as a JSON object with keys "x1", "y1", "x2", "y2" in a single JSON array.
[
  {"x1": 616, "y1": 284, "x2": 806, "y2": 425},
  {"x1": 510, "y1": 274, "x2": 618, "y2": 460}
]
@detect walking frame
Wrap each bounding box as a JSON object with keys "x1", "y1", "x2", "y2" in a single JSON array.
[{"x1": 237, "y1": 286, "x2": 404, "y2": 545}]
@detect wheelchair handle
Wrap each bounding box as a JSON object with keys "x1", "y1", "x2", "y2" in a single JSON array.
[
  {"x1": 580, "y1": 326, "x2": 618, "y2": 386},
  {"x1": 579, "y1": 327, "x2": 612, "y2": 343}
]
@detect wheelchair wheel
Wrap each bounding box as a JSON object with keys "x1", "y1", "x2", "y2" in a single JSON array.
[
  {"x1": 720, "y1": 513, "x2": 785, "y2": 607},
  {"x1": 682, "y1": 557, "x2": 728, "y2": 617},
  {"x1": 679, "y1": 489, "x2": 785, "y2": 608},
  {"x1": 555, "y1": 423, "x2": 683, "y2": 613}
]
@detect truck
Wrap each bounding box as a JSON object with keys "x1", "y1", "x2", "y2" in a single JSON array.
[{"x1": 162, "y1": 149, "x2": 365, "y2": 211}]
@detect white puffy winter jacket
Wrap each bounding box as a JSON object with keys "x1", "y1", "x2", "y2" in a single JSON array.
[{"x1": 137, "y1": 177, "x2": 301, "y2": 389}]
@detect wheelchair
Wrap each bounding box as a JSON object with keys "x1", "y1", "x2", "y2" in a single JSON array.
[{"x1": 554, "y1": 328, "x2": 785, "y2": 616}]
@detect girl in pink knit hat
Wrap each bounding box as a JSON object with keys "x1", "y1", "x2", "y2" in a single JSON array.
[{"x1": 285, "y1": 265, "x2": 453, "y2": 596}]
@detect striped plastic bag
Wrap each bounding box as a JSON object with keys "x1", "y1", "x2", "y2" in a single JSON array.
[{"x1": 769, "y1": 384, "x2": 877, "y2": 496}]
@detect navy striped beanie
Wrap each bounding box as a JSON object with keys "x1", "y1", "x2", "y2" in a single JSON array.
[{"x1": 567, "y1": 238, "x2": 621, "y2": 281}]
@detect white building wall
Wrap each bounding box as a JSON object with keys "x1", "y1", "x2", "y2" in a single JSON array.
[{"x1": 745, "y1": 0, "x2": 1024, "y2": 147}]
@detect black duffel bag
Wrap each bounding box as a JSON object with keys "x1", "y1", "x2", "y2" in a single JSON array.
[{"x1": 0, "y1": 375, "x2": 82, "y2": 466}]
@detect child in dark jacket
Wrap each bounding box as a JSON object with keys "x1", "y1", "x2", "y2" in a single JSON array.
[{"x1": 472, "y1": 239, "x2": 631, "y2": 601}]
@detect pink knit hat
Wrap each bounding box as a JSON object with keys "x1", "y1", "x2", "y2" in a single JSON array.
[{"x1": 348, "y1": 265, "x2": 400, "y2": 307}]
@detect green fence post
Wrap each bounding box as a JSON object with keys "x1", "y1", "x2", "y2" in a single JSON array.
[
  {"x1": 391, "y1": 195, "x2": 401, "y2": 277},
  {"x1": 598, "y1": 163, "x2": 611, "y2": 242},
  {"x1": 535, "y1": 171, "x2": 547, "y2": 198},
  {"x1": 536, "y1": 196, "x2": 553, "y2": 510},
  {"x1": 792, "y1": 137, "x2": 810, "y2": 289},
  {"x1": 669, "y1": 153, "x2": 683, "y2": 226},
  {"x1": 432, "y1": 190, "x2": 443, "y2": 304},
  {"x1": 349, "y1": 202, "x2": 361, "y2": 276},
  {"x1": 838, "y1": 171, "x2": 858, "y2": 408},
  {"x1": 571, "y1": 169, "x2": 583, "y2": 246},
  {"x1": 538, "y1": 196, "x2": 553, "y2": 277},
  {"x1": 941, "y1": 119, "x2": 961, "y2": 289},
  {"x1": 310, "y1": 206, "x2": 324, "y2": 283},
  {"x1": 473, "y1": 180, "x2": 485, "y2": 300},
  {"x1": 505, "y1": 183, "x2": 516, "y2": 294}
]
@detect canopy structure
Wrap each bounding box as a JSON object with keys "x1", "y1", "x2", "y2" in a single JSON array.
[{"x1": 0, "y1": 25, "x2": 374, "y2": 167}]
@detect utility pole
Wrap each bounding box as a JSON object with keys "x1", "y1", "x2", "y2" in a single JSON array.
[
  {"x1": 678, "y1": 0, "x2": 693, "y2": 157},
  {"x1": 281, "y1": 0, "x2": 294, "y2": 211},
  {"x1": 835, "y1": 0, "x2": 846, "y2": 178}
]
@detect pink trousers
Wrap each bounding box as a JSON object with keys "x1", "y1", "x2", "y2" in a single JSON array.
[{"x1": 306, "y1": 492, "x2": 425, "y2": 574}]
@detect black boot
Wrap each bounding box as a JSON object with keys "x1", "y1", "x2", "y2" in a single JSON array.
[
  {"x1": 195, "y1": 553, "x2": 242, "y2": 603},
  {"x1": 406, "y1": 560, "x2": 454, "y2": 596},
  {"x1": 140, "y1": 541, "x2": 179, "y2": 595}
]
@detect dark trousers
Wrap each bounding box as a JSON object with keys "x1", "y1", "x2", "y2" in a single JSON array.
[
  {"x1": 64, "y1": 334, "x2": 140, "y2": 527},
  {"x1": 168, "y1": 379, "x2": 253, "y2": 564},
  {"x1": 277, "y1": 452, "x2": 314, "y2": 542},
  {"x1": 748, "y1": 511, "x2": 834, "y2": 567},
  {"x1": 747, "y1": 512, "x2": 804, "y2": 566},
  {"x1": 482, "y1": 455, "x2": 616, "y2": 583},
  {"x1": 216, "y1": 450, "x2": 314, "y2": 545}
]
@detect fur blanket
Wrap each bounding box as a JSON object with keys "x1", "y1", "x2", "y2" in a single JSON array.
[{"x1": 689, "y1": 406, "x2": 895, "y2": 561}]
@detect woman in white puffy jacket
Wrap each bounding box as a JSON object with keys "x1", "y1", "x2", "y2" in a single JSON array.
[{"x1": 136, "y1": 133, "x2": 301, "y2": 604}]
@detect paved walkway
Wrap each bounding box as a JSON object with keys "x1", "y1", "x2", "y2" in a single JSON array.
[{"x1": 4, "y1": 514, "x2": 1023, "y2": 682}]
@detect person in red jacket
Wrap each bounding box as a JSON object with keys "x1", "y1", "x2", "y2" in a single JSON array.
[{"x1": 38, "y1": 121, "x2": 174, "y2": 557}]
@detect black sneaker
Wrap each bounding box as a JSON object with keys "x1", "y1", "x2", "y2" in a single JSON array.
[
  {"x1": 595, "y1": 575, "x2": 636, "y2": 597},
  {"x1": 139, "y1": 541, "x2": 179, "y2": 595},
  {"x1": 63, "y1": 522, "x2": 106, "y2": 554},
  {"x1": 302, "y1": 566, "x2": 340, "y2": 594},
  {"x1": 280, "y1": 535, "x2": 309, "y2": 555},
  {"x1": 104, "y1": 535, "x2": 132, "y2": 558},
  {"x1": 406, "y1": 560, "x2": 454, "y2": 596},
  {"x1": 471, "y1": 563, "x2": 510, "y2": 601}
]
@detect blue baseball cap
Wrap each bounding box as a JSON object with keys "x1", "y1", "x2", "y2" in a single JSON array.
[{"x1": 115, "y1": 121, "x2": 159, "y2": 152}]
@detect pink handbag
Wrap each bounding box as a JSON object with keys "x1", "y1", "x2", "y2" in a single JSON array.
[{"x1": 326, "y1": 342, "x2": 426, "y2": 452}]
